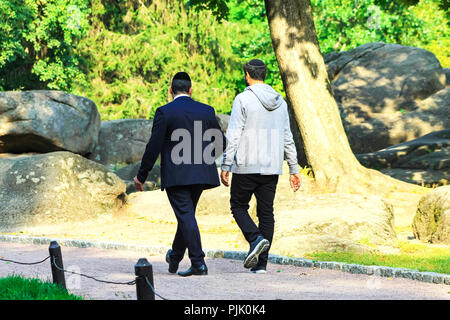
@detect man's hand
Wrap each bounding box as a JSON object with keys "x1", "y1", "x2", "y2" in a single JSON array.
[
  {"x1": 289, "y1": 173, "x2": 301, "y2": 192},
  {"x1": 133, "y1": 176, "x2": 144, "y2": 192},
  {"x1": 220, "y1": 170, "x2": 230, "y2": 187}
]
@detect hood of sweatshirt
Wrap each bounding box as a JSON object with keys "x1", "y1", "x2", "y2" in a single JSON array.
[{"x1": 245, "y1": 83, "x2": 284, "y2": 111}]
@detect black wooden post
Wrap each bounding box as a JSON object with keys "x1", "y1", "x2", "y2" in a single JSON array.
[
  {"x1": 49, "y1": 241, "x2": 66, "y2": 289},
  {"x1": 135, "y1": 258, "x2": 154, "y2": 300}
]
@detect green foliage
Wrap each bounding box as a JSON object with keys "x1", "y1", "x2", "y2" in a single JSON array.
[
  {"x1": 228, "y1": 0, "x2": 266, "y2": 23},
  {"x1": 188, "y1": 0, "x2": 229, "y2": 21},
  {"x1": 0, "y1": 275, "x2": 83, "y2": 300},
  {"x1": 0, "y1": 0, "x2": 35, "y2": 90},
  {"x1": 0, "y1": 0, "x2": 90, "y2": 91},
  {"x1": 311, "y1": 0, "x2": 448, "y2": 57},
  {"x1": 410, "y1": 0, "x2": 450, "y2": 67},
  {"x1": 1, "y1": 0, "x2": 448, "y2": 119},
  {"x1": 228, "y1": 0, "x2": 283, "y2": 94},
  {"x1": 224, "y1": 0, "x2": 449, "y2": 99},
  {"x1": 73, "y1": 0, "x2": 248, "y2": 119}
]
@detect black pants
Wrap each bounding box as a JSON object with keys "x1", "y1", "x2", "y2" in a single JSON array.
[
  {"x1": 166, "y1": 184, "x2": 205, "y2": 268},
  {"x1": 230, "y1": 174, "x2": 279, "y2": 268}
]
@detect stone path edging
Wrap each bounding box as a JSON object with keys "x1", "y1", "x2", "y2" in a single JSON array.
[{"x1": 0, "y1": 234, "x2": 448, "y2": 285}]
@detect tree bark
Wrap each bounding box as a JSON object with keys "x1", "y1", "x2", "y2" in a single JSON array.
[{"x1": 264, "y1": 0, "x2": 418, "y2": 193}]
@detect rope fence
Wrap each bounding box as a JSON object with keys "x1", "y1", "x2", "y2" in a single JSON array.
[
  {"x1": 0, "y1": 256, "x2": 50, "y2": 266},
  {"x1": 0, "y1": 240, "x2": 168, "y2": 300},
  {"x1": 50, "y1": 256, "x2": 137, "y2": 286}
]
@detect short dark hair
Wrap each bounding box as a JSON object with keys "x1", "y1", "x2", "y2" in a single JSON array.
[
  {"x1": 243, "y1": 59, "x2": 267, "y2": 81},
  {"x1": 171, "y1": 72, "x2": 192, "y2": 94}
]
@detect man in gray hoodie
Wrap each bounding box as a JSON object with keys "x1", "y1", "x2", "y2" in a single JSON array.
[{"x1": 221, "y1": 59, "x2": 301, "y2": 273}]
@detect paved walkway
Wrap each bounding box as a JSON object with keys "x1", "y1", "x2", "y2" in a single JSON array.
[{"x1": 0, "y1": 242, "x2": 448, "y2": 300}]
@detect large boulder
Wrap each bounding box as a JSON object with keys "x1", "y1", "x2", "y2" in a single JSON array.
[
  {"x1": 396, "y1": 149, "x2": 450, "y2": 170},
  {"x1": 115, "y1": 161, "x2": 161, "y2": 193},
  {"x1": 272, "y1": 171, "x2": 397, "y2": 250},
  {"x1": 0, "y1": 153, "x2": 40, "y2": 159},
  {"x1": 357, "y1": 130, "x2": 450, "y2": 168},
  {"x1": 90, "y1": 115, "x2": 228, "y2": 169},
  {"x1": 325, "y1": 42, "x2": 446, "y2": 112},
  {"x1": 444, "y1": 68, "x2": 450, "y2": 86},
  {"x1": 127, "y1": 166, "x2": 396, "y2": 254},
  {"x1": 215, "y1": 114, "x2": 230, "y2": 132},
  {"x1": 88, "y1": 119, "x2": 153, "y2": 166},
  {"x1": 412, "y1": 185, "x2": 450, "y2": 244},
  {"x1": 0, "y1": 151, "x2": 127, "y2": 228},
  {"x1": 342, "y1": 87, "x2": 450, "y2": 153},
  {"x1": 323, "y1": 42, "x2": 448, "y2": 154},
  {"x1": 378, "y1": 168, "x2": 449, "y2": 187},
  {"x1": 0, "y1": 91, "x2": 100, "y2": 155},
  {"x1": 271, "y1": 192, "x2": 396, "y2": 254},
  {"x1": 356, "y1": 129, "x2": 450, "y2": 186}
]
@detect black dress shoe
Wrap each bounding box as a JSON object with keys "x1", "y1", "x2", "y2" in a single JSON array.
[
  {"x1": 177, "y1": 264, "x2": 208, "y2": 277},
  {"x1": 244, "y1": 235, "x2": 270, "y2": 269},
  {"x1": 166, "y1": 249, "x2": 179, "y2": 274}
]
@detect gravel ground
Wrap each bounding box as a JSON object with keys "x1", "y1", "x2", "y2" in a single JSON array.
[{"x1": 0, "y1": 242, "x2": 448, "y2": 300}]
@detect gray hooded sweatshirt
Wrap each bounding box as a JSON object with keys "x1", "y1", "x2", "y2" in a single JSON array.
[{"x1": 221, "y1": 83, "x2": 299, "y2": 175}]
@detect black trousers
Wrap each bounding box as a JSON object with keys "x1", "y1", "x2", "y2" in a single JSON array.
[
  {"x1": 230, "y1": 173, "x2": 279, "y2": 268},
  {"x1": 166, "y1": 184, "x2": 205, "y2": 268}
]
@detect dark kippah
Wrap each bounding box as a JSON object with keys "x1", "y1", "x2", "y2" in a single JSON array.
[
  {"x1": 173, "y1": 71, "x2": 191, "y2": 82},
  {"x1": 246, "y1": 59, "x2": 266, "y2": 68},
  {"x1": 243, "y1": 59, "x2": 267, "y2": 81}
]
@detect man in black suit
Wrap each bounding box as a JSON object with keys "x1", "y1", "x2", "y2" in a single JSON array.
[{"x1": 133, "y1": 72, "x2": 224, "y2": 277}]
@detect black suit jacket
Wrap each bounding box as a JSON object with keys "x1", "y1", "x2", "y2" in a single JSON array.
[{"x1": 137, "y1": 96, "x2": 225, "y2": 190}]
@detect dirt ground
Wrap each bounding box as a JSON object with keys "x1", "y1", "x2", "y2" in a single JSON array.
[
  {"x1": 0, "y1": 242, "x2": 448, "y2": 300},
  {"x1": 5, "y1": 171, "x2": 427, "y2": 257}
]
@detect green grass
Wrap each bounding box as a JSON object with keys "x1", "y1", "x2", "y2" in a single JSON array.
[
  {"x1": 0, "y1": 276, "x2": 83, "y2": 300},
  {"x1": 305, "y1": 242, "x2": 450, "y2": 274}
]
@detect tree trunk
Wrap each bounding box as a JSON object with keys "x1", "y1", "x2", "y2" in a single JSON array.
[{"x1": 264, "y1": 0, "x2": 418, "y2": 193}]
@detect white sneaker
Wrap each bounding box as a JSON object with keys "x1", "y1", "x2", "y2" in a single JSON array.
[{"x1": 250, "y1": 269, "x2": 267, "y2": 274}]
